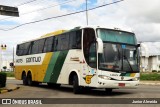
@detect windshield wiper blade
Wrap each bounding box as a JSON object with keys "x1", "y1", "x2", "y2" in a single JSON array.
[{"x1": 124, "y1": 55, "x2": 133, "y2": 72}]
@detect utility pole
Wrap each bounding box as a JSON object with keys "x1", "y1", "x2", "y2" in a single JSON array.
[
  {"x1": 13, "y1": 47, "x2": 14, "y2": 72},
  {"x1": 85, "y1": 0, "x2": 88, "y2": 25},
  {"x1": 0, "y1": 48, "x2": 2, "y2": 72}
]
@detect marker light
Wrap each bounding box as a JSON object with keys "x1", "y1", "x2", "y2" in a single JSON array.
[{"x1": 98, "y1": 75, "x2": 111, "y2": 80}]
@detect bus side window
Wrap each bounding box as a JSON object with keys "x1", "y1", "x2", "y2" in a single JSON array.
[
  {"x1": 57, "y1": 34, "x2": 69, "y2": 51},
  {"x1": 31, "y1": 41, "x2": 39, "y2": 54},
  {"x1": 31, "y1": 39, "x2": 45, "y2": 54},
  {"x1": 69, "y1": 30, "x2": 82, "y2": 49},
  {"x1": 69, "y1": 32, "x2": 76, "y2": 49},
  {"x1": 23, "y1": 42, "x2": 31, "y2": 55},
  {"x1": 54, "y1": 37, "x2": 58, "y2": 51},
  {"x1": 38, "y1": 39, "x2": 45, "y2": 53},
  {"x1": 62, "y1": 34, "x2": 69, "y2": 50},
  {"x1": 16, "y1": 42, "x2": 31, "y2": 56},
  {"x1": 43, "y1": 36, "x2": 54, "y2": 52},
  {"x1": 76, "y1": 30, "x2": 82, "y2": 49},
  {"x1": 18, "y1": 44, "x2": 24, "y2": 56},
  {"x1": 16, "y1": 45, "x2": 21, "y2": 56}
]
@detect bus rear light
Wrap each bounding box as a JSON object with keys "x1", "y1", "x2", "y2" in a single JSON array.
[{"x1": 119, "y1": 83, "x2": 125, "y2": 87}]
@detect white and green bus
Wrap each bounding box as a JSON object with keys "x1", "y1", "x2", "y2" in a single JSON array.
[{"x1": 15, "y1": 26, "x2": 140, "y2": 94}]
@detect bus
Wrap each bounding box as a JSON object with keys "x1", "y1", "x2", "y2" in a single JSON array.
[{"x1": 15, "y1": 26, "x2": 140, "y2": 94}]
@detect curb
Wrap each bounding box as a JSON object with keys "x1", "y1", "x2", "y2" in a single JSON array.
[
  {"x1": 139, "y1": 82, "x2": 160, "y2": 86},
  {"x1": 7, "y1": 77, "x2": 15, "y2": 80},
  {"x1": 0, "y1": 87, "x2": 20, "y2": 94}
]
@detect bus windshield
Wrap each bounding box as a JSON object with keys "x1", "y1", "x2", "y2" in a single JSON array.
[
  {"x1": 97, "y1": 28, "x2": 137, "y2": 45},
  {"x1": 97, "y1": 29, "x2": 139, "y2": 73}
]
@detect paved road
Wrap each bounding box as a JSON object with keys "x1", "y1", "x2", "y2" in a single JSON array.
[{"x1": 0, "y1": 79, "x2": 160, "y2": 107}]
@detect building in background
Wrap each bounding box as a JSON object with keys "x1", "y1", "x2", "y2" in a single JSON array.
[
  {"x1": 140, "y1": 42, "x2": 160, "y2": 72},
  {"x1": 0, "y1": 44, "x2": 13, "y2": 72},
  {"x1": 1, "y1": 60, "x2": 13, "y2": 71}
]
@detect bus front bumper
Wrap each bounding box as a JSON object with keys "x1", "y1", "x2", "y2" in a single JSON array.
[{"x1": 96, "y1": 79, "x2": 139, "y2": 89}]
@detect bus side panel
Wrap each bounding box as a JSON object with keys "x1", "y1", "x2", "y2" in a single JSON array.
[
  {"x1": 38, "y1": 52, "x2": 53, "y2": 82},
  {"x1": 15, "y1": 66, "x2": 24, "y2": 80},
  {"x1": 56, "y1": 50, "x2": 89, "y2": 86},
  {"x1": 43, "y1": 51, "x2": 60, "y2": 83},
  {"x1": 15, "y1": 53, "x2": 50, "y2": 82},
  {"x1": 43, "y1": 51, "x2": 69, "y2": 83}
]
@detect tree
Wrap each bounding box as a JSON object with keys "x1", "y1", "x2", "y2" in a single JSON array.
[{"x1": 3, "y1": 66, "x2": 7, "y2": 71}]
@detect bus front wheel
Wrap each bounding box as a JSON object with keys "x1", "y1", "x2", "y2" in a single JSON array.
[
  {"x1": 73, "y1": 75, "x2": 81, "y2": 94},
  {"x1": 105, "y1": 88, "x2": 113, "y2": 94}
]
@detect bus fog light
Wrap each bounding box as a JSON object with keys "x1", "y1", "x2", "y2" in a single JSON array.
[
  {"x1": 132, "y1": 77, "x2": 139, "y2": 81},
  {"x1": 98, "y1": 75, "x2": 111, "y2": 80}
]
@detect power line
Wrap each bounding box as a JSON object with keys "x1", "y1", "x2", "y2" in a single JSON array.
[
  {"x1": 16, "y1": 0, "x2": 38, "y2": 7},
  {"x1": 0, "y1": 0, "x2": 124, "y2": 31},
  {"x1": 21, "y1": 0, "x2": 77, "y2": 15},
  {"x1": 0, "y1": 0, "x2": 77, "y2": 21}
]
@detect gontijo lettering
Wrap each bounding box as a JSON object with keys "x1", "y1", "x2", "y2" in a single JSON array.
[{"x1": 26, "y1": 57, "x2": 41, "y2": 63}]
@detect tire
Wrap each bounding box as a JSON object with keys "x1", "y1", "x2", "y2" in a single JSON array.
[
  {"x1": 27, "y1": 73, "x2": 33, "y2": 86},
  {"x1": 105, "y1": 88, "x2": 113, "y2": 95},
  {"x1": 73, "y1": 75, "x2": 81, "y2": 94},
  {"x1": 22, "y1": 73, "x2": 28, "y2": 85}
]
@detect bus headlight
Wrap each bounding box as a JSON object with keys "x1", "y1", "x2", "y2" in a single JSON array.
[
  {"x1": 98, "y1": 75, "x2": 111, "y2": 80},
  {"x1": 132, "y1": 77, "x2": 140, "y2": 81}
]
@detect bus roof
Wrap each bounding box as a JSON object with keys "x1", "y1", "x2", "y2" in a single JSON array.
[
  {"x1": 78, "y1": 25, "x2": 134, "y2": 33},
  {"x1": 40, "y1": 30, "x2": 66, "y2": 38},
  {"x1": 18, "y1": 25, "x2": 134, "y2": 44}
]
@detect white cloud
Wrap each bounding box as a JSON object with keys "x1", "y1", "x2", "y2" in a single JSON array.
[
  {"x1": 1, "y1": 0, "x2": 160, "y2": 61},
  {"x1": 65, "y1": 0, "x2": 85, "y2": 7}
]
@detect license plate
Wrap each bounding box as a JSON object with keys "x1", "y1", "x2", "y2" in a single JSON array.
[{"x1": 119, "y1": 83, "x2": 125, "y2": 87}]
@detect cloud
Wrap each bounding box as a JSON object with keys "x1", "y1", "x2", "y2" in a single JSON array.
[{"x1": 1, "y1": 0, "x2": 160, "y2": 61}]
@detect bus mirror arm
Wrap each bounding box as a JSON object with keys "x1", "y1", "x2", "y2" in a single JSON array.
[
  {"x1": 137, "y1": 44, "x2": 140, "y2": 48},
  {"x1": 96, "y1": 38, "x2": 103, "y2": 53}
]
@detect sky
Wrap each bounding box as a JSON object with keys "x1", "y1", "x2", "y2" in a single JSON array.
[{"x1": 0, "y1": 0, "x2": 160, "y2": 61}]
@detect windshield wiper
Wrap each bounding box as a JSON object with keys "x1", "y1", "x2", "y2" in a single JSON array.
[{"x1": 124, "y1": 55, "x2": 133, "y2": 72}]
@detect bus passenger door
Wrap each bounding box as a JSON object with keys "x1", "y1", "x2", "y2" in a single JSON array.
[
  {"x1": 87, "y1": 42, "x2": 97, "y2": 87},
  {"x1": 83, "y1": 28, "x2": 97, "y2": 87}
]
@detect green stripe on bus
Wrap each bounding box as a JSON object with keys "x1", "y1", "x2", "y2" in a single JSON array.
[
  {"x1": 120, "y1": 73, "x2": 131, "y2": 77},
  {"x1": 49, "y1": 50, "x2": 69, "y2": 83},
  {"x1": 120, "y1": 73, "x2": 126, "y2": 76},
  {"x1": 43, "y1": 52, "x2": 60, "y2": 82}
]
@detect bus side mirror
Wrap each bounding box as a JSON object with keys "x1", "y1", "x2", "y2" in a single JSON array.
[
  {"x1": 96, "y1": 38, "x2": 103, "y2": 53},
  {"x1": 137, "y1": 44, "x2": 140, "y2": 48}
]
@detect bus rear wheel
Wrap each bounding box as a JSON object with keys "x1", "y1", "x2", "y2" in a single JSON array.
[
  {"x1": 22, "y1": 73, "x2": 28, "y2": 85},
  {"x1": 27, "y1": 73, "x2": 33, "y2": 86},
  {"x1": 73, "y1": 75, "x2": 81, "y2": 94}
]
